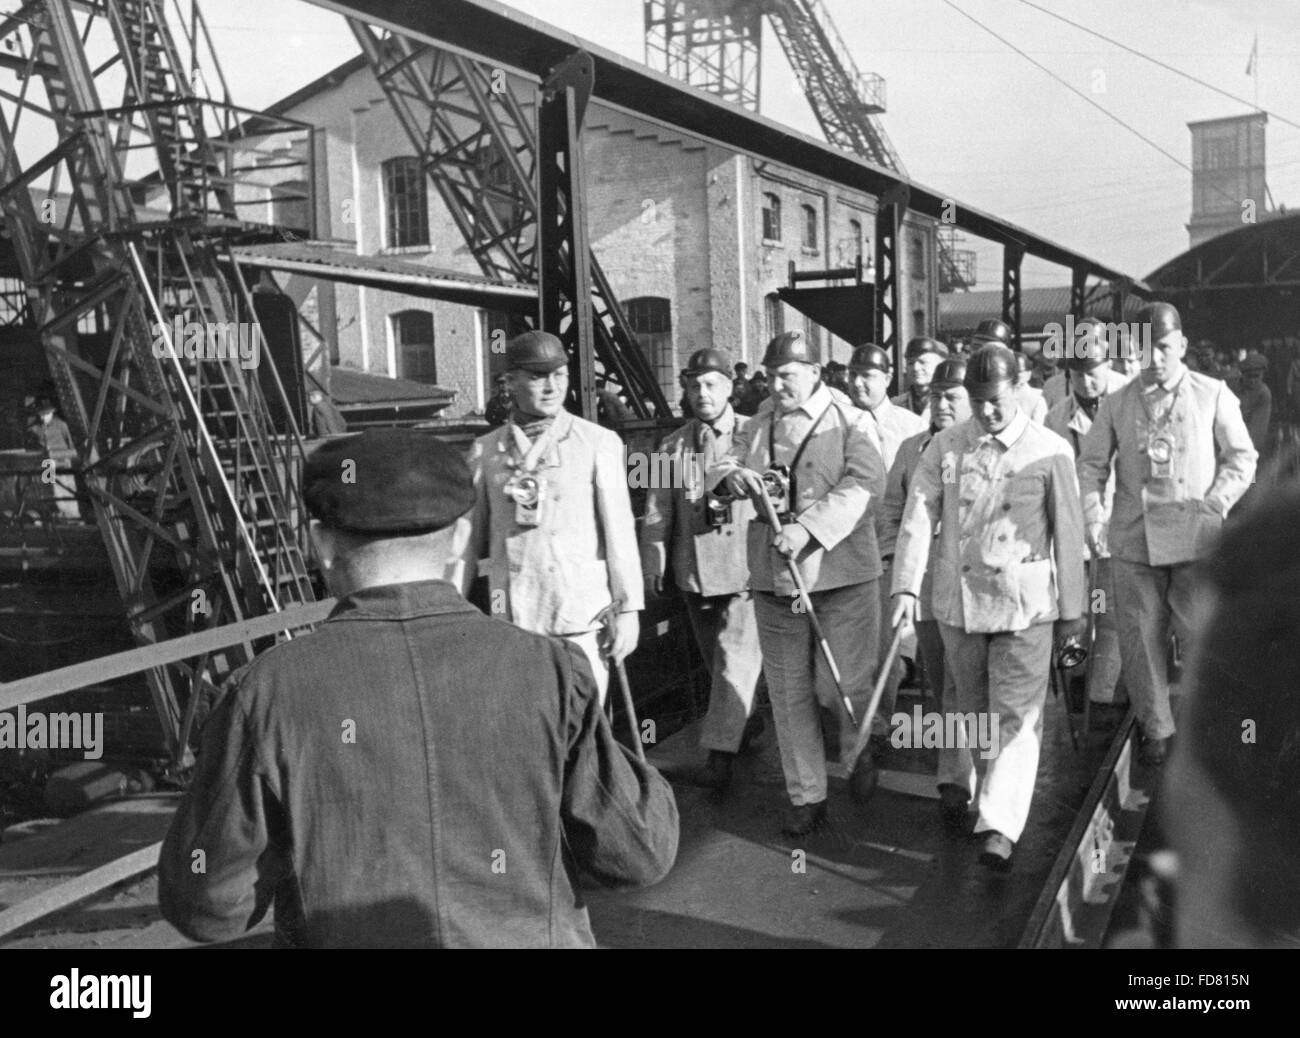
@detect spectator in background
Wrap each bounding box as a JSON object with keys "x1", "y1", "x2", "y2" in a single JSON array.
[
  {"x1": 1161, "y1": 484, "x2": 1300, "y2": 947},
  {"x1": 307, "y1": 388, "x2": 349, "y2": 437},
  {"x1": 485, "y1": 374, "x2": 512, "y2": 427},
  {"x1": 734, "y1": 369, "x2": 768, "y2": 416},
  {"x1": 596, "y1": 376, "x2": 633, "y2": 427},
  {"x1": 25, "y1": 398, "x2": 79, "y2": 521},
  {"x1": 1287, "y1": 345, "x2": 1300, "y2": 424},
  {"x1": 1237, "y1": 352, "x2": 1272, "y2": 454}
]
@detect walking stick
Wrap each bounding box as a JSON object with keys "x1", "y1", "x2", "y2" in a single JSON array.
[
  {"x1": 593, "y1": 605, "x2": 646, "y2": 763},
  {"x1": 751, "y1": 485, "x2": 857, "y2": 726},
  {"x1": 1082, "y1": 555, "x2": 1098, "y2": 736},
  {"x1": 847, "y1": 618, "x2": 906, "y2": 771}
]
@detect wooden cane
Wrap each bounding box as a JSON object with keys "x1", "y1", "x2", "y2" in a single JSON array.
[
  {"x1": 752, "y1": 484, "x2": 857, "y2": 726},
  {"x1": 593, "y1": 604, "x2": 646, "y2": 762},
  {"x1": 847, "y1": 619, "x2": 906, "y2": 771}
]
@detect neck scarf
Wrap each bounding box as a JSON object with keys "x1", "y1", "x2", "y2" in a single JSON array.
[{"x1": 510, "y1": 406, "x2": 557, "y2": 441}]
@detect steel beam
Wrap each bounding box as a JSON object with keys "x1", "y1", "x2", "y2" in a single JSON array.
[
  {"x1": 874, "y1": 186, "x2": 905, "y2": 361},
  {"x1": 1002, "y1": 242, "x2": 1024, "y2": 350}
]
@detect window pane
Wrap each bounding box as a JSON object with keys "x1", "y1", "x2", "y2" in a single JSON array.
[
  {"x1": 762, "y1": 193, "x2": 781, "y2": 242},
  {"x1": 383, "y1": 157, "x2": 430, "y2": 248},
  {"x1": 803, "y1": 205, "x2": 817, "y2": 249},
  {"x1": 393, "y1": 310, "x2": 436, "y2": 384}
]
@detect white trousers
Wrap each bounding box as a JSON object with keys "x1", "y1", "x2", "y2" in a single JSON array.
[{"x1": 564, "y1": 631, "x2": 610, "y2": 705}]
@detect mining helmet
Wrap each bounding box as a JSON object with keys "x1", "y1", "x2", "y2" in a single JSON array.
[
  {"x1": 762, "y1": 330, "x2": 820, "y2": 367},
  {"x1": 681, "y1": 347, "x2": 733, "y2": 380},
  {"x1": 1013, "y1": 351, "x2": 1033, "y2": 375},
  {"x1": 963, "y1": 344, "x2": 1018, "y2": 400},
  {"x1": 506, "y1": 330, "x2": 568, "y2": 373},
  {"x1": 848, "y1": 343, "x2": 891, "y2": 374},
  {"x1": 1138, "y1": 301, "x2": 1182, "y2": 342},
  {"x1": 904, "y1": 336, "x2": 949, "y2": 361},
  {"x1": 1066, "y1": 319, "x2": 1113, "y2": 372},
  {"x1": 930, "y1": 356, "x2": 968, "y2": 391},
  {"x1": 971, "y1": 319, "x2": 1012, "y2": 347}
]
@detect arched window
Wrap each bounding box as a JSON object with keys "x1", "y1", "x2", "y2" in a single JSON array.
[
  {"x1": 382, "y1": 157, "x2": 429, "y2": 248},
  {"x1": 765, "y1": 292, "x2": 784, "y2": 341},
  {"x1": 843, "y1": 217, "x2": 863, "y2": 266},
  {"x1": 392, "y1": 310, "x2": 436, "y2": 383},
  {"x1": 802, "y1": 204, "x2": 818, "y2": 251},
  {"x1": 624, "y1": 297, "x2": 673, "y2": 402},
  {"x1": 762, "y1": 192, "x2": 782, "y2": 243}
]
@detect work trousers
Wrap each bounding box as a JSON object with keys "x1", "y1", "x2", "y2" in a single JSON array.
[
  {"x1": 754, "y1": 580, "x2": 879, "y2": 807},
  {"x1": 1084, "y1": 557, "x2": 1124, "y2": 705},
  {"x1": 682, "y1": 591, "x2": 763, "y2": 753},
  {"x1": 565, "y1": 631, "x2": 609, "y2": 705},
  {"x1": 916, "y1": 618, "x2": 975, "y2": 797},
  {"x1": 939, "y1": 621, "x2": 1054, "y2": 843},
  {"x1": 871, "y1": 562, "x2": 907, "y2": 737},
  {"x1": 1110, "y1": 557, "x2": 1208, "y2": 741}
]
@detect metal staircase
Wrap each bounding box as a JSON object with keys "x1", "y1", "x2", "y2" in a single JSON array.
[{"x1": 0, "y1": 0, "x2": 316, "y2": 765}]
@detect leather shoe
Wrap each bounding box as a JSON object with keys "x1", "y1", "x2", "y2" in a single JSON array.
[
  {"x1": 781, "y1": 800, "x2": 827, "y2": 837},
  {"x1": 849, "y1": 754, "x2": 878, "y2": 804},
  {"x1": 938, "y1": 783, "x2": 970, "y2": 831},
  {"x1": 977, "y1": 830, "x2": 1014, "y2": 872},
  {"x1": 679, "y1": 750, "x2": 734, "y2": 790},
  {"x1": 1139, "y1": 736, "x2": 1169, "y2": 766}
]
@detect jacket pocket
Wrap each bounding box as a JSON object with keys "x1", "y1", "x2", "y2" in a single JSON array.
[{"x1": 1015, "y1": 557, "x2": 1056, "y2": 624}]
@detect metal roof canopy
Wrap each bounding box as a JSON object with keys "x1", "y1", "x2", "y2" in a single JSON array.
[{"x1": 306, "y1": 0, "x2": 1140, "y2": 285}]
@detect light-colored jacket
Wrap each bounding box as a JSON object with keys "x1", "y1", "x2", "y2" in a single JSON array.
[
  {"x1": 466, "y1": 410, "x2": 644, "y2": 635},
  {"x1": 1045, "y1": 371, "x2": 1128, "y2": 561},
  {"x1": 1077, "y1": 369, "x2": 1257, "y2": 568},
  {"x1": 708, "y1": 384, "x2": 885, "y2": 596},
  {"x1": 640, "y1": 408, "x2": 754, "y2": 597},
  {"x1": 1017, "y1": 384, "x2": 1048, "y2": 424},
  {"x1": 892, "y1": 411, "x2": 1086, "y2": 633},
  {"x1": 877, "y1": 427, "x2": 939, "y2": 620},
  {"x1": 864, "y1": 397, "x2": 926, "y2": 473}
]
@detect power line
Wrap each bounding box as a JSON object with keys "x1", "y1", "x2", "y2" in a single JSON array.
[
  {"x1": 1011, "y1": 0, "x2": 1300, "y2": 133},
  {"x1": 936, "y1": 0, "x2": 1245, "y2": 212}
]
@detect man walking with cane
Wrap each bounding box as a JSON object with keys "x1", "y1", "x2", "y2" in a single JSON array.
[{"x1": 709, "y1": 331, "x2": 886, "y2": 837}]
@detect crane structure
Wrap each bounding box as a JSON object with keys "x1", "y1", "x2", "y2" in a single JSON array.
[
  {"x1": 645, "y1": 0, "x2": 978, "y2": 295},
  {"x1": 346, "y1": 19, "x2": 671, "y2": 423},
  {"x1": 0, "y1": 0, "x2": 318, "y2": 765}
]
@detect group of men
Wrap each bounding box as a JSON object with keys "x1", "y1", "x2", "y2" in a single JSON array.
[{"x1": 159, "y1": 299, "x2": 1259, "y2": 945}]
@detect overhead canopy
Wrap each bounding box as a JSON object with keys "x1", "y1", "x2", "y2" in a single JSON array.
[
  {"x1": 230, "y1": 242, "x2": 537, "y2": 311},
  {"x1": 1145, "y1": 212, "x2": 1300, "y2": 294},
  {"x1": 312, "y1": 0, "x2": 1142, "y2": 285},
  {"x1": 777, "y1": 283, "x2": 875, "y2": 347}
]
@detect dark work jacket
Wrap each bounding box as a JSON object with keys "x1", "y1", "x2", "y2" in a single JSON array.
[{"x1": 158, "y1": 580, "x2": 679, "y2": 948}]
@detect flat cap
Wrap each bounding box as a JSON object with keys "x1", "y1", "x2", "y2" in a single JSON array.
[
  {"x1": 1241, "y1": 351, "x2": 1268, "y2": 374},
  {"x1": 1013, "y1": 351, "x2": 1033, "y2": 374},
  {"x1": 1138, "y1": 301, "x2": 1182, "y2": 341},
  {"x1": 506, "y1": 330, "x2": 568, "y2": 373},
  {"x1": 904, "y1": 337, "x2": 949, "y2": 361},
  {"x1": 681, "y1": 347, "x2": 733, "y2": 379},
  {"x1": 762, "y1": 330, "x2": 820, "y2": 367},
  {"x1": 930, "y1": 356, "x2": 968, "y2": 390},
  {"x1": 964, "y1": 344, "x2": 1018, "y2": 400},
  {"x1": 971, "y1": 319, "x2": 1012, "y2": 346},
  {"x1": 304, "y1": 428, "x2": 474, "y2": 535},
  {"x1": 848, "y1": 342, "x2": 891, "y2": 374}
]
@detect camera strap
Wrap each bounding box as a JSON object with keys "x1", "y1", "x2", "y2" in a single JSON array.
[{"x1": 768, "y1": 398, "x2": 842, "y2": 507}]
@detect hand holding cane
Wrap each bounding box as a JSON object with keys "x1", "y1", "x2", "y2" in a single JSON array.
[{"x1": 749, "y1": 481, "x2": 857, "y2": 726}]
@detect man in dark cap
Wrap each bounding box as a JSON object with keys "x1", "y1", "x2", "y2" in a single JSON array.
[
  {"x1": 306, "y1": 386, "x2": 349, "y2": 438},
  {"x1": 1045, "y1": 321, "x2": 1130, "y2": 716},
  {"x1": 158, "y1": 429, "x2": 678, "y2": 947},
  {"x1": 877, "y1": 355, "x2": 977, "y2": 825},
  {"x1": 892, "y1": 337, "x2": 949, "y2": 417},
  {"x1": 484, "y1": 373, "x2": 512, "y2": 427},
  {"x1": 465, "y1": 331, "x2": 644, "y2": 704},
  {"x1": 25, "y1": 397, "x2": 79, "y2": 521},
  {"x1": 1078, "y1": 302, "x2": 1256, "y2": 766},
  {"x1": 969, "y1": 319, "x2": 1011, "y2": 349},
  {"x1": 709, "y1": 330, "x2": 886, "y2": 835},
  {"x1": 891, "y1": 345, "x2": 1086, "y2": 869},
  {"x1": 735, "y1": 368, "x2": 768, "y2": 416},
  {"x1": 641, "y1": 348, "x2": 762, "y2": 791}
]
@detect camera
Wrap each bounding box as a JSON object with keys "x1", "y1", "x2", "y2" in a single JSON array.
[
  {"x1": 761, "y1": 464, "x2": 792, "y2": 521},
  {"x1": 1055, "y1": 633, "x2": 1089, "y2": 671},
  {"x1": 704, "y1": 494, "x2": 732, "y2": 529}
]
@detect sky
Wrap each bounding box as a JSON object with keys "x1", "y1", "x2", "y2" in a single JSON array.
[{"x1": 197, "y1": 0, "x2": 1300, "y2": 289}]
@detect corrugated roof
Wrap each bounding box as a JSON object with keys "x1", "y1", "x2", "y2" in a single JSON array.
[
  {"x1": 939, "y1": 287, "x2": 1143, "y2": 336},
  {"x1": 324, "y1": 365, "x2": 456, "y2": 406}
]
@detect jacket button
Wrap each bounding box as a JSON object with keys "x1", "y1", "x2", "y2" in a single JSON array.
[
  {"x1": 997, "y1": 533, "x2": 1006, "y2": 541},
  {"x1": 962, "y1": 564, "x2": 971, "y2": 572},
  {"x1": 1002, "y1": 503, "x2": 1012, "y2": 511}
]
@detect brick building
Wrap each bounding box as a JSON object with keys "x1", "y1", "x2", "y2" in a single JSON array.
[{"x1": 259, "y1": 56, "x2": 938, "y2": 418}]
